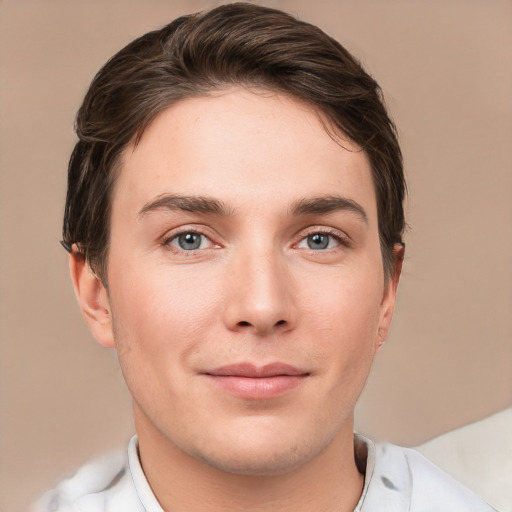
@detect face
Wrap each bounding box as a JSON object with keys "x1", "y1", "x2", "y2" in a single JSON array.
[{"x1": 79, "y1": 88, "x2": 399, "y2": 476}]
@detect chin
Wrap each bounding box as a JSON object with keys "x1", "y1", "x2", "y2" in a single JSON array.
[
  {"x1": 194, "y1": 444, "x2": 312, "y2": 476},
  {"x1": 189, "y1": 427, "x2": 334, "y2": 477}
]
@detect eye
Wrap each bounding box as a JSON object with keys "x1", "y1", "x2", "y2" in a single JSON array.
[
  {"x1": 167, "y1": 231, "x2": 212, "y2": 251},
  {"x1": 297, "y1": 232, "x2": 341, "y2": 251}
]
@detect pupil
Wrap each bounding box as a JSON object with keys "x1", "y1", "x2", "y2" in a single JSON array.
[
  {"x1": 178, "y1": 233, "x2": 201, "y2": 250},
  {"x1": 308, "y1": 233, "x2": 329, "y2": 250}
]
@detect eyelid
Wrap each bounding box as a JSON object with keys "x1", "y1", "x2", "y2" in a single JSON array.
[
  {"x1": 294, "y1": 226, "x2": 352, "y2": 248},
  {"x1": 159, "y1": 224, "x2": 351, "y2": 253},
  {"x1": 161, "y1": 225, "x2": 221, "y2": 251}
]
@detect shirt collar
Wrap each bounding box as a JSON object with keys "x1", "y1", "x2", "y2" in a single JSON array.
[
  {"x1": 128, "y1": 434, "x2": 380, "y2": 512},
  {"x1": 128, "y1": 436, "x2": 164, "y2": 512}
]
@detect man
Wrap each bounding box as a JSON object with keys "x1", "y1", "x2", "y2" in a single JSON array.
[{"x1": 36, "y1": 3, "x2": 495, "y2": 511}]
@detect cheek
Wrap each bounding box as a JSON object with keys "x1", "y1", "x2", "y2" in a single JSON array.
[
  {"x1": 111, "y1": 265, "x2": 220, "y2": 345},
  {"x1": 303, "y1": 262, "x2": 383, "y2": 335},
  {"x1": 301, "y1": 265, "x2": 383, "y2": 381},
  {"x1": 108, "y1": 266, "x2": 225, "y2": 426},
  {"x1": 107, "y1": 263, "x2": 223, "y2": 394}
]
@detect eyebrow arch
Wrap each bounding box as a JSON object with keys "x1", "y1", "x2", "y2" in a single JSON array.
[
  {"x1": 138, "y1": 194, "x2": 234, "y2": 219},
  {"x1": 290, "y1": 195, "x2": 368, "y2": 224}
]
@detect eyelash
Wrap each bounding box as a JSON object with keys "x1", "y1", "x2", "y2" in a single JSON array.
[
  {"x1": 161, "y1": 226, "x2": 351, "y2": 254},
  {"x1": 296, "y1": 227, "x2": 351, "y2": 251},
  {"x1": 162, "y1": 228, "x2": 218, "y2": 253}
]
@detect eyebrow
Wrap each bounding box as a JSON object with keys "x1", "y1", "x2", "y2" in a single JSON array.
[
  {"x1": 290, "y1": 195, "x2": 368, "y2": 224},
  {"x1": 138, "y1": 193, "x2": 368, "y2": 224},
  {"x1": 137, "y1": 194, "x2": 234, "y2": 219}
]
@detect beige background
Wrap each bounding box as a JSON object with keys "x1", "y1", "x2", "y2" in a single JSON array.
[{"x1": 0, "y1": 1, "x2": 511, "y2": 510}]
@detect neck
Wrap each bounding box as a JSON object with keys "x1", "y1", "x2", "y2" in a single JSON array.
[{"x1": 134, "y1": 407, "x2": 364, "y2": 512}]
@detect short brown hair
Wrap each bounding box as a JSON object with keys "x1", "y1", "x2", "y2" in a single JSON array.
[{"x1": 63, "y1": 2, "x2": 405, "y2": 282}]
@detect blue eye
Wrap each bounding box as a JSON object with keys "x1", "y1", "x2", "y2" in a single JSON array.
[
  {"x1": 298, "y1": 232, "x2": 341, "y2": 251},
  {"x1": 308, "y1": 233, "x2": 329, "y2": 250},
  {"x1": 169, "y1": 232, "x2": 208, "y2": 251}
]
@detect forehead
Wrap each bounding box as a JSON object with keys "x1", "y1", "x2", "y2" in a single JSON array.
[{"x1": 113, "y1": 88, "x2": 377, "y2": 220}]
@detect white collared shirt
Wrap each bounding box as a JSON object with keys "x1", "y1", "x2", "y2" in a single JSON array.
[
  {"x1": 417, "y1": 407, "x2": 512, "y2": 512},
  {"x1": 33, "y1": 435, "x2": 496, "y2": 512}
]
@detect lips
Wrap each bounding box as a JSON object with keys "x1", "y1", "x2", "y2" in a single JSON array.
[{"x1": 203, "y1": 363, "x2": 309, "y2": 400}]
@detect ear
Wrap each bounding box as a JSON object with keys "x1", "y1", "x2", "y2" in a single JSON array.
[
  {"x1": 69, "y1": 251, "x2": 115, "y2": 349},
  {"x1": 376, "y1": 244, "x2": 405, "y2": 349}
]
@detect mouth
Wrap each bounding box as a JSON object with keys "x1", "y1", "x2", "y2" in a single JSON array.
[{"x1": 202, "y1": 363, "x2": 310, "y2": 400}]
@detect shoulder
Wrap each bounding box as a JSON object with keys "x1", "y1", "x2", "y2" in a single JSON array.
[
  {"x1": 31, "y1": 447, "x2": 143, "y2": 512},
  {"x1": 360, "y1": 440, "x2": 496, "y2": 512},
  {"x1": 417, "y1": 408, "x2": 512, "y2": 511}
]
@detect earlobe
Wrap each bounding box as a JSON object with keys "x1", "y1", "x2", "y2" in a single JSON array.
[
  {"x1": 376, "y1": 244, "x2": 405, "y2": 349},
  {"x1": 69, "y1": 252, "x2": 115, "y2": 349}
]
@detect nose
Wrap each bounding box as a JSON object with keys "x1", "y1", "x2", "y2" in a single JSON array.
[{"x1": 223, "y1": 247, "x2": 297, "y2": 336}]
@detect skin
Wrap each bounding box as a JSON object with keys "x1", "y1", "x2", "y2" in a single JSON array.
[{"x1": 71, "y1": 88, "x2": 402, "y2": 512}]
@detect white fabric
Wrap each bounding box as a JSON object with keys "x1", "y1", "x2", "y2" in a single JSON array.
[
  {"x1": 417, "y1": 407, "x2": 512, "y2": 512},
  {"x1": 33, "y1": 435, "x2": 496, "y2": 512}
]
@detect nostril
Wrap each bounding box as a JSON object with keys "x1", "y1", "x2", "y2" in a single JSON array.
[{"x1": 236, "y1": 320, "x2": 287, "y2": 328}]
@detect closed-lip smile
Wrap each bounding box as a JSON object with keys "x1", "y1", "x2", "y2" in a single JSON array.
[{"x1": 203, "y1": 362, "x2": 310, "y2": 400}]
